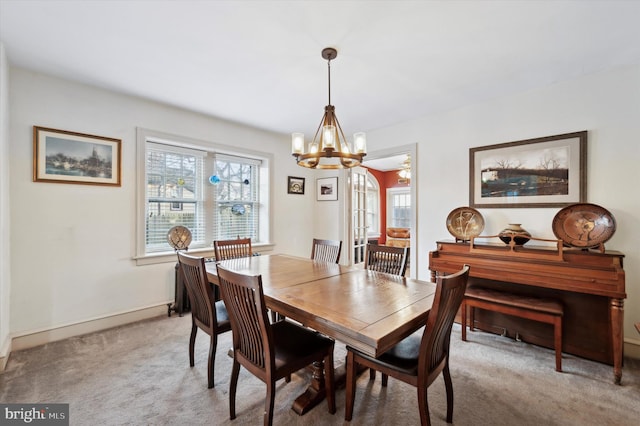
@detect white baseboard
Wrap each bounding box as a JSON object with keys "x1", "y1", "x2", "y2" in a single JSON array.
[
  {"x1": 0, "y1": 334, "x2": 11, "y2": 372},
  {"x1": 8, "y1": 304, "x2": 170, "y2": 354},
  {"x1": 624, "y1": 336, "x2": 640, "y2": 360}
]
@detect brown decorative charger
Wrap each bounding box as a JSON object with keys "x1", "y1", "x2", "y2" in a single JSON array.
[
  {"x1": 552, "y1": 203, "x2": 616, "y2": 250},
  {"x1": 446, "y1": 207, "x2": 485, "y2": 241}
]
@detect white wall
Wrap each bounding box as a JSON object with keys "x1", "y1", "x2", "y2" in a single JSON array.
[
  {"x1": 364, "y1": 63, "x2": 640, "y2": 350},
  {"x1": 7, "y1": 61, "x2": 639, "y2": 358},
  {"x1": 8, "y1": 68, "x2": 316, "y2": 339},
  {"x1": 0, "y1": 43, "x2": 12, "y2": 367}
]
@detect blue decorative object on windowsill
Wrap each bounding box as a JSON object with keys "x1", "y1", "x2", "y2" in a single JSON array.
[
  {"x1": 209, "y1": 175, "x2": 220, "y2": 185},
  {"x1": 243, "y1": 179, "x2": 250, "y2": 185},
  {"x1": 231, "y1": 204, "x2": 246, "y2": 215}
]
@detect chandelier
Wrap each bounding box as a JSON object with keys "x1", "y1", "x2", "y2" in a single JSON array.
[
  {"x1": 292, "y1": 48, "x2": 366, "y2": 169},
  {"x1": 398, "y1": 154, "x2": 411, "y2": 181}
]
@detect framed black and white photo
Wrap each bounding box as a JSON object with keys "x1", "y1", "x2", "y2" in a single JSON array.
[
  {"x1": 33, "y1": 126, "x2": 122, "y2": 186},
  {"x1": 316, "y1": 177, "x2": 338, "y2": 201},
  {"x1": 470, "y1": 131, "x2": 587, "y2": 208},
  {"x1": 287, "y1": 176, "x2": 305, "y2": 195}
]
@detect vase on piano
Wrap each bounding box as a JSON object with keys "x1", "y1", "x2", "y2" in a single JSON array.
[{"x1": 499, "y1": 223, "x2": 531, "y2": 246}]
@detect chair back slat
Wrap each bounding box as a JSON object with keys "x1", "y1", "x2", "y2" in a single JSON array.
[
  {"x1": 178, "y1": 252, "x2": 217, "y2": 330},
  {"x1": 419, "y1": 265, "x2": 470, "y2": 379},
  {"x1": 311, "y1": 238, "x2": 342, "y2": 264},
  {"x1": 214, "y1": 238, "x2": 252, "y2": 261},
  {"x1": 217, "y1": 265, "x2": 272, "y2": 371},
  {"x1": 364, "y1": 244, "x2": 409, "y2": 277}
]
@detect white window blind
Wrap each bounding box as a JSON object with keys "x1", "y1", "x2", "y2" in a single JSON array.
[
  {"x1": 212, "y1": 154, "x2": 260, "y2": 241},
  {"x1": 146, "y1": 143, "x2": 205, "y2": 253}
]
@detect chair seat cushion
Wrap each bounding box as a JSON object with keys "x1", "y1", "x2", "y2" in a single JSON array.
[
  {"x1": 272, "y1": 320, "x2": 334, "y2": 371},
  {"x1": 214, "y1": 300, "x2": 231, "y2": 330},
  {"x1": 349, "y1": 328, "x2": 423, "y2": 376}
]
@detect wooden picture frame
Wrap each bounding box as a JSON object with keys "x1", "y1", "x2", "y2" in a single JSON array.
[
  {"x1": 470, "y1": 131, "x2": 587, "y2": 208},
  {"x1": 33, "y1": 126, "x2": 122, "y2": 186},
  {"x1": 317, "y1": 177, "x2": 338, "y2": 201},
  {"x1": 287, "y1": 176, "x2": 305, "y2": 195}
]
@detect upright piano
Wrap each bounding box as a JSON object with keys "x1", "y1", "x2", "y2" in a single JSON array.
[{"x1": 429, "y1": 239, "x2": 626, "y2": 384}]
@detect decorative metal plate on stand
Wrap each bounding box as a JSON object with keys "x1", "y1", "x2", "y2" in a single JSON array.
[
  {"x1": 167, "y1": 225, "x2": 192, "y2": 251},
  {"x1": 552, "y1": 203, "x2": 616, "y2": 252},
  {"x1": 446, "y1": 206, "x2": 485, "y2": 242}
]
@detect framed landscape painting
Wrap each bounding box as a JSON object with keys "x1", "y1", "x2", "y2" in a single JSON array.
[
  {"x1": 33, "y1": 126, "x2": 122, "y2": 186},
  {"x1": 317, "y1": 177, "x2": 338, "y2": 201},
  {"x1": 469, "y1": 131, "x2": 586, "y2": 208}
]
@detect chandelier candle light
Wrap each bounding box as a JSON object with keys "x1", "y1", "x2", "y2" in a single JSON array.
[{"x1": 292, "y1": 48, "x2": 367, "y2": 169}]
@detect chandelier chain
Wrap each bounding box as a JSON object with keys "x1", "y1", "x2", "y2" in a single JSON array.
[{"x1": 327, "y1": 57, "x2": 331, "y2": 106}]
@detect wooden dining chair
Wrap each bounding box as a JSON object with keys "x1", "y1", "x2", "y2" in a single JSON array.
[
  {"x1": 214, "y1": 237, "x2": 252, "y2": 261},
  {"x1": 345, "y1": 265, "x2": 470, "y2": 426},
  {"x1": 311, "y1": 238, "x2": 343, "y2": 264},
  {"x1": 216, "y1": 265, "x2": 336, "y2": 426},
  {"x1": 364, "y1": 243, "x2": 409, "y2": 277},
  {"x1": 177, "y1": 252, "x2": 232, "y2": 389}
]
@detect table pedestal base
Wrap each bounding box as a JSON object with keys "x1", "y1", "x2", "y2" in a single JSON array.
[{"x1": 291, "y1": 359, "x2": 362, "y2": 415}]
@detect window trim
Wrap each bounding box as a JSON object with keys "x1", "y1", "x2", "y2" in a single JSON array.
[{"x1": 135, "y1": 128, "x2": 274, "y2": 265}]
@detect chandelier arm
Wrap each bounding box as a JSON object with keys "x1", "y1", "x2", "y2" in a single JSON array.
[
  {"x1": 311, "y1": 112, "x2": 326, "y2": 145},
  {"x1": 332, "y1": 114, "x2": 349, "y2": 150}
]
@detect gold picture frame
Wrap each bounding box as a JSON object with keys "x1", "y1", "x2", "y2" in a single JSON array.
[{"x1": 33, "y1": 126, "x2": 121, "y2": 186}]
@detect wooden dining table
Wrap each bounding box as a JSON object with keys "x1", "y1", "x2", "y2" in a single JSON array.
[{"x1": 205, "y1": 254, "x2": 437, "y2": 414}]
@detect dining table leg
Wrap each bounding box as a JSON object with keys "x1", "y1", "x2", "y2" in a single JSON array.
[
  {"x1": 227, "y1": 350, "x2": 348, "y2": 415},
  {"x1": 291, "y1": 361, "x2": 327, "y2": 415},
  {"x1": 291, "y1": 357, "x2": 360, "y2": 414}
]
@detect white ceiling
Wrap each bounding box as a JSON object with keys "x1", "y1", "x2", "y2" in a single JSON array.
[{"x1": 2, "y1": 0, "x2": 640, "y2": 147}]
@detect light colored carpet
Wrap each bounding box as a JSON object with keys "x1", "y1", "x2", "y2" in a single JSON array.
[{"x1": 1, "y1": 314, "x2": 639, "y2": 425}]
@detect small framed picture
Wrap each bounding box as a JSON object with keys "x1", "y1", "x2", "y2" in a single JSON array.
[
  {"x1": 170, "y1": 202, "x2": 183, "y2": 211},
  {"x1": 317, "y1": 177, "x2": 338, "y2": 201},
  {"x1": 287, "y1": 176, "x2": 305, "y2": 195},
  {"x1": 33, "y1": 126, "x2": 122, "y2": 186}
]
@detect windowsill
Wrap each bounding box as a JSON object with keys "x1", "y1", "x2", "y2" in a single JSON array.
[{"x1": 134, "y1": 242, "x2": 276, "y2": 266}]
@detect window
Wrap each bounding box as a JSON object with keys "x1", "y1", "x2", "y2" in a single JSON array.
[
  {"x1": 366, "y1": 175, "x2": 380, "y2": 237},
  {"x1": 387, "y1": 188, "x2": 411, "y2": 228},
  {"x1": 212, "y1": 154, "x2": 260, "y2": 241},
  {"x1": 136, "y1": 129, "x2": 271, "y2": 262},
  {"x1": 146, "y1": 144, "x2": 205, "y2": 252}
]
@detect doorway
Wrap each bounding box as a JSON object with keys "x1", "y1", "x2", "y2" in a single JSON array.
[{"x1": 348, "y1": 143, "x2": 417, "y2": 278}]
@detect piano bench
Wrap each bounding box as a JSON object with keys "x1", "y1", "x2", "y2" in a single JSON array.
[{"x1": 461, "y1": 286, "x2": 564, "y2": 372}]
